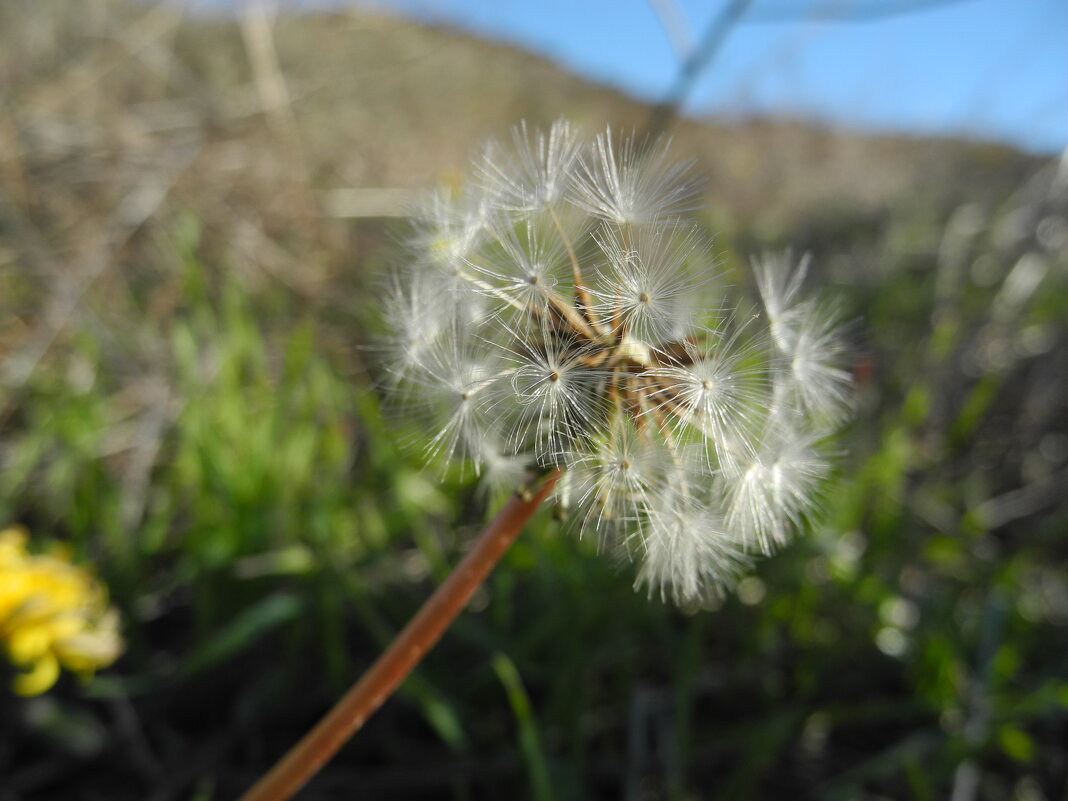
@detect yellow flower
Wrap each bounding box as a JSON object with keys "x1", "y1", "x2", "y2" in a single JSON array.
[{"x1": 0, "y1": 527, "x2": 122, "y2": 696}]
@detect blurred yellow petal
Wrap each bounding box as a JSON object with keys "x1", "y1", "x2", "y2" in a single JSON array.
[
  {"x1": 13, "y1": 651, "x2": 60, "y2": 696},
  {"x1": 55, "y1": 615, "x2": 123, "y2": 674},
  {"x1": 7, "y1": 625, "x2": 51, "y2": 665},
  {"x1": 1, "y1": 526, "x2": 122, "y2": 695}
]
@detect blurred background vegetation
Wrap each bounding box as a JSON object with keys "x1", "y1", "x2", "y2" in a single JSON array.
[{"x1": 1, "y1": 2, "x2": 1066, "y2": 799}]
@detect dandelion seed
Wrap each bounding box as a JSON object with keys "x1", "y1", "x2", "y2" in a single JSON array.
[
  {"x1": 724, "y1": 421, "x2": 831, "y2": 553},
  {"x1": 479, "y1": 119, "x2": 583, "y2": 213},
  {"x1": 635, "y1": 497, "x2": 751, "y2": 606},
  {"x1": 470, "y1": 435, "x2": 531, "y2": 495},
  {"x1": 469, "y1": 216, "x2": 569, "y2": 320},
  {"x1": 754, "y1": 252, "x2": 852, "y2": 423},
  {"x1": 574, "y1": 129, "x2": 701, "y2": 225},
  {"x1": 642, "y1": 329, "x2": 767, "y2": 470},
  {"x1": 593, "y1": 221, "x2": 712, "y2": 345},
  {"x1": 782, "y1": 301, "x2": 853, "y2": 424},
  {"x1": 411, "y1": 187, "x2": 493, "y2": 275},
  {"x1": 382, "y1": 270, "x2": 455, "y2": 384},
  {"x1": 403, "y1": 331, "x2": 503, "y2": 469},
  {"x1": 567, "y1": 419, "x2": 667, "y2": 544},
  {"x1": 753, "y1": 251, "x2": 810, "y2": 350}
]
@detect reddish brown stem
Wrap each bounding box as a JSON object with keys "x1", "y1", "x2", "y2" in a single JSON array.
[{"x1": 237, "y1": 470, "x2": 561, "y2": 801}]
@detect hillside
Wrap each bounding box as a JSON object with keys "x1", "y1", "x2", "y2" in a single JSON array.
[
  {"x1": 0, "y1": 1, "x2": 1041, "y2": 265},
  {"x1": 0, "y1": 0, "x2": 1044, "y2": 363}
]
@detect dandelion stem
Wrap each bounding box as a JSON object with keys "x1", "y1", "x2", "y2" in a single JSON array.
[{"x1": 237, "y1": 469, "x2": 562, "y2": 801}]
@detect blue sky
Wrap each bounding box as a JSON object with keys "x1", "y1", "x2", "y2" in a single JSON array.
[{"x1": 355, "y1": 0, "x2": 1066, "y2": 154}]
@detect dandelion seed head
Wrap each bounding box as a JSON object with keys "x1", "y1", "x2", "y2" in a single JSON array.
[{"x1": 382, "y1": 120, "x2": 850, "y2": 605}]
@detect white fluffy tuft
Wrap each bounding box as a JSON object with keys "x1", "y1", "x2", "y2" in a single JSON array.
[{"x1": 382, "y1": 121, "x2": 850, "y2": 605}]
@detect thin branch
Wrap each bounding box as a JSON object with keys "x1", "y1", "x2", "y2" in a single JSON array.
[
  {"x1": 745, "y1": 0, "x2": 979, "y2": 25},
  {"x1": 644, "y1": 0, "x2": 752, "y2": 141},
  {"x1": 647, "y1": 0, "x2": 694, "y2": 59}
]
